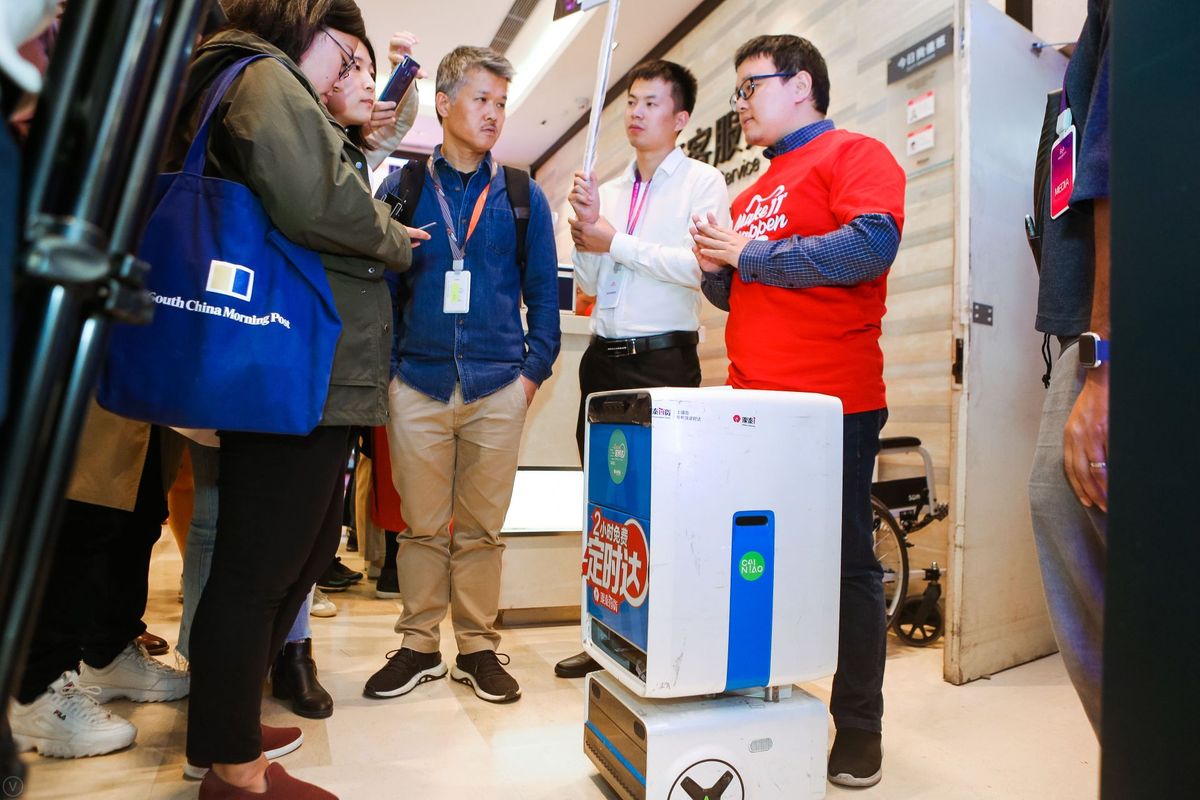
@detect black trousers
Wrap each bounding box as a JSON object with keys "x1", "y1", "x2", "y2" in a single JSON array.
[
  {"x1": 186, "y1": 425, "x2": 351, "y2": 765},
  {"x1": 829, "y1": 408, "x2": 888, "y2": 733},
  {"x1": 17, "y1": 428, "x2": 167, "y2": 704},
  {"x1": 575, "y1": 339, "x2": 701, "y2": 462}
]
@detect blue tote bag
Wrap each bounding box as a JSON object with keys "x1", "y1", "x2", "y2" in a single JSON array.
[{"x1": 99, "y1": 56, "x2": 341, "y2": 435}]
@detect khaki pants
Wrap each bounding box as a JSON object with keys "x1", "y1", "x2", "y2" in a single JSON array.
[
  {"x1": 354, "y1": 454, "x2": 386, "y2": 566},
  {"x1": 386, "y1": 378, "x2": 527, "y2": 654}
]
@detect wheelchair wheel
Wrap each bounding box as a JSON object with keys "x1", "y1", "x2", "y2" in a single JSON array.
[
  {"x1": 894, "y1": 597, "x2": 945, "y2": 646},
  {"x1": 872, "y1": 496, "x2": 908, "y2": 627}
]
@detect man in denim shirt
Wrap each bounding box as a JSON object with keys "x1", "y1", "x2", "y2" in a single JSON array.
[{"x1": 364, "y1": 46, "x2": 560, "y2": 705}]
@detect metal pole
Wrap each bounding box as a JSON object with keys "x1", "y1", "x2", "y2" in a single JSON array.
[
  {"x1": 0, "y1": 0, "x2": 210, "y2": 753},
  {"x1": 582, "y1": 0, "x2": 620, "y2": 176}
]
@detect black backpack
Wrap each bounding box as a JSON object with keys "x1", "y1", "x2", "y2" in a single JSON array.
[{"x1": 384, "y1": 156, "x2": 531, "y2": 274}]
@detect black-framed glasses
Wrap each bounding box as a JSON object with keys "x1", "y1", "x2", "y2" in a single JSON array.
[
  {"x1": 729, "y1": 72, "x2": 796, "y2": 110},
  {"x1": 323, "y1": 29, "x2": 356, "y2": 82}
]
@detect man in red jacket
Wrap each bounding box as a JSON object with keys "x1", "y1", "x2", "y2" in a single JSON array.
[{"x1": 692, "y1": 34, "x2": 905, "y2": 790}]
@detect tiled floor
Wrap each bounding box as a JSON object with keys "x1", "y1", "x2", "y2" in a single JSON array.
[{"x1": 16, "y1": 534, "x2": 1099, "y2": 799}]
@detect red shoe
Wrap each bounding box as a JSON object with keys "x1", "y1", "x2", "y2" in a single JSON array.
[
  {"x1": 184, "y1": 725, "x2": 303, "y2": 779},
  {"x1": 198, "y1": 762, "x2": 337, "y2": 799}
]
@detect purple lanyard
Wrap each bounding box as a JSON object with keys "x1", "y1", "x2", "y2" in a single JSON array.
[{"x1": 625, "y1": 171, "x2": 652, "y2": 235}]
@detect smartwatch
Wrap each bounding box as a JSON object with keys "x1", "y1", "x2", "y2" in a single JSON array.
[{"x1": 1078, "y1": 332, "x2": 1109, "y2": 368}]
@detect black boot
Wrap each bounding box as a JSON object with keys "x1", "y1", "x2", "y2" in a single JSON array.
[{"x1": 271, "y1": 639, "x2": 334, "y2": 719}]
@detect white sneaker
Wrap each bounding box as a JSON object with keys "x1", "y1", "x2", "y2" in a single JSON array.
[
  {"x1": 310, "y1": 589, "x2": 337, "y2": 618},
  {"x1": 9, "y1": 671, "x2": 137, "y2": 758},
  {"x1": 76, "y1": 641, "x2": 190, "y2": 703}
]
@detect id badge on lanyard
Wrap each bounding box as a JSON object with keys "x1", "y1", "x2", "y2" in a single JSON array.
[
  {"x1": 1050, "y1": 104, "x2": 1076, "y2": 220},
  {"x1": 444, "y1": 265, "x2": 471, "y2": 314}
]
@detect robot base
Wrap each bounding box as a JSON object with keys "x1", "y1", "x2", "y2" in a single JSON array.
[{"x1": 584, "y1": 671, "x2": 827, "y2": 800}]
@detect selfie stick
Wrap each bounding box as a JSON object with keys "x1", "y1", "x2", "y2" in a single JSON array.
[{"x1": 582, "y1": 0, "x2": 620, "y2": 176}]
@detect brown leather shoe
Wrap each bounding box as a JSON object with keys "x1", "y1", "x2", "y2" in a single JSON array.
[
  {"x1": 199, "y1": 763, "x2": 337, "y2": 799},
  {"x1": 136, "y1": 632, "x2": 169, "y2": 656},
  {"x1": 554, "y1": 651, "x2": 602, "y2": 679}
]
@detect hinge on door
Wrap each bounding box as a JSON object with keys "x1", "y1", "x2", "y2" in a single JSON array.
[
  {"x1": 971, "y1": 303, "x2": 994, "y2": 325},
  {"x1": 952, "y1": 337, "x2": 964, "y2": 385}
]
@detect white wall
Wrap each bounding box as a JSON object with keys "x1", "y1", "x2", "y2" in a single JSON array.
[{"x1": 988, "y1": 0, "x2": 1087, "y2": 44}]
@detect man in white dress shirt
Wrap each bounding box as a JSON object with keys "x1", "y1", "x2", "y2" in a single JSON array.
[{"x1": 555, "y1": 59, "x2": 731, "y2": 679}]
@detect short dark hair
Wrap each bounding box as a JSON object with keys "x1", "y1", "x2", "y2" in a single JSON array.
[
  {"x1": 627, "y1": 59, "x2": 697, "y2": 115},
  {"x1": 223, "y1": 0, "x2": 366, "y2": 64},
  {"x1": 734, "y1": 34, "x2": 830, "y2": 114}
]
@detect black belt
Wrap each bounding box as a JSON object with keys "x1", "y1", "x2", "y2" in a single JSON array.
[{"x1": 592, "y1": 331, "x2": 699, "y2": 358}]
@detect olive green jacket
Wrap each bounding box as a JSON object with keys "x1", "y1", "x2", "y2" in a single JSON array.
[{"x1": 163, "y1": 30, "x2": 412, "y2": 427}]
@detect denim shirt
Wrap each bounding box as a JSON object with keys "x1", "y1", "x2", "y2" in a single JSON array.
[{"x1": 378, "y1": 148, "x2": 561, "y2": 404}]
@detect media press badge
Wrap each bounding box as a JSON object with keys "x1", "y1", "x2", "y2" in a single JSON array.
[
  {"x1": 444, "y1": 261, "x2": 470, "y2": 314},
  {"x1": 1050, "y1": 108, "x2": 1076, "y2": 220}
]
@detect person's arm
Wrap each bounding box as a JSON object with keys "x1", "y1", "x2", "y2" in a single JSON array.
[
  {"x1": 737, "y1": 214, "x2": 900, "y2": 288},
  {"x1": 220, "y1": 59, "x2": 411, "y2": 274},
  {"x1": 364, "y1": 84, "x2": 419, "y2": 170},
  {"x1": 700, "y1": 266, "x2": 733, "y2": 311},
  {"x1": 518, "y1": 181, "x2": 563, "y2": 396},
  {"x1": 606, "y1": 170, "x2": 730, "y2": 288},
  {"x1": 1063, "y1": 197, "x2": 1110, "y2": 512},
  {"x1": 572, "y1": 248, "x2": 608, "y2": 296}
]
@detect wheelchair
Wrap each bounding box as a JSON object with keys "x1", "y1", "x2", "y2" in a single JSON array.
[{"x1": 872, "y1": 436, "x2": 949, "y2": 646}]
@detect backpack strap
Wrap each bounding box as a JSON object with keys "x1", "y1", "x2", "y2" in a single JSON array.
[
  {"x1": 385, "y1": 156, "x2": 428, "y2": 226},
  {"x1": 502, "y1": 165, "x2": 531, "y2": 276}
]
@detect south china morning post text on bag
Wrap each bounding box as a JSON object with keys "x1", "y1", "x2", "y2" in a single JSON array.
[{"x1": 150, "y1": 258, "x2": 295, "y2": 330}]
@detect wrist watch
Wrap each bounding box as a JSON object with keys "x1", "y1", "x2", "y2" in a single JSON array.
[{"x1": 1078, "y1": 332, "x2": 1110, "y2": 368}]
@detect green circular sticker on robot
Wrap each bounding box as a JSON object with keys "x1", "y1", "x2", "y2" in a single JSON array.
[
  {"x1": 607, "y1": 429, "x2": 628, "y2": 484},
  {"x1": 739, "y1": 551, "x2": 765, "y2": 581}
]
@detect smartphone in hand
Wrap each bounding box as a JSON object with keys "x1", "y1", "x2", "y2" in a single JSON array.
[{"x1": 379, "y1": 55, "x2": 420, "y2": 105}]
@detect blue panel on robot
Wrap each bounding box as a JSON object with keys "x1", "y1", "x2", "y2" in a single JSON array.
[{"x1": 587, "y1": 423, "x2": 651, "y2": 519}]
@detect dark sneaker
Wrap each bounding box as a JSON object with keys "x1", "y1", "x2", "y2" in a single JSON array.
[
  {"x1": 374, "y1": 566, "x2": 401, "y2": 599},
  {"x1": 828, "y1": 728, "x2": 882, "y2": 788},
  {"x1": 451, "y1": 651, "x2": 520, "y2": 703},
  {"x1": 363, "y1": 648, "x2": 446, "y2": 699},
  {"x1": 328, "y1": 557, "x2": 363, "y2": 584}
]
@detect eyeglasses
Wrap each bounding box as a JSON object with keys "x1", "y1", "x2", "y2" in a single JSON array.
[
  {"x1": 323, "y1": 29, "x2": 356, "y2": 82},
  {"x1": 729, "y1": 72, "x2": 796, "y2": 110}
]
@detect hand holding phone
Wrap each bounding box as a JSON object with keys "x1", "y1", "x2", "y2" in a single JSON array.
[{"x1": 379, "y1": 55, "x2": 420, "y2": 105}]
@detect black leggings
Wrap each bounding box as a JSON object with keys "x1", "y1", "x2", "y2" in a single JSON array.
[{"x1": 186, "y1": 426, "x2": 351, "y2": 765}]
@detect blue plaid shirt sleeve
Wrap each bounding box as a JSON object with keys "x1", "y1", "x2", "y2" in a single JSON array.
[
  {"x1": 701, "y1": 267, "x2": 734, "y2": 311},
  {"x1": 737, "y1": 213, "x2": 900, "y2": 289}
]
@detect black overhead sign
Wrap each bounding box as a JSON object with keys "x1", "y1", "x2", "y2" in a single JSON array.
[
  {"x1": 554, "y1": 0, "x2": 604, "y2": 20},
  {"x1": 887, "y1": 25, "x2": 954, "y2": 85}
]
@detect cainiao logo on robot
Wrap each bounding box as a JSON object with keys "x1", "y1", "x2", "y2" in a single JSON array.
[
  {"x1": 585, "y1": 507, "x2": 649, "y2": 613},
  {"x1": 607, "y1": 428, "x2": 629, "y2": 484},
  {"x1": 739, "y1": 551, "x2": 766, "y2": 582}
]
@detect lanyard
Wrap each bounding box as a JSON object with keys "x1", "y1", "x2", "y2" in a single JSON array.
[
  {"x1": 625, "y1": 171, "x2": 652, "y2": 235},
  {"x1": 428, "y1": 158, "x2": 496, "y2": 269}
]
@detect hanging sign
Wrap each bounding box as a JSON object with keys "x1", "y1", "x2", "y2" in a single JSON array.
[{"x1": 887, "y1": 25, "x2": 954, "y2": 84}]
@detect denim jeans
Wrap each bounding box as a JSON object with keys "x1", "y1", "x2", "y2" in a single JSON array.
[
  {"x1": 829, "y1": 408, "x2": 888, "y2": 733},
  {"x1": 178, "y1": 440, "x2": 311, "y2": 662}
]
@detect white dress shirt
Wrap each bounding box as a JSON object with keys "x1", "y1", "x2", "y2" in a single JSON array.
[{"x1": 573, "y1": 147, "x2": 731, "y2": 338}]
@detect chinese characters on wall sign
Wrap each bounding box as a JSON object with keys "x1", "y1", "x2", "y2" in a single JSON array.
[{"x1": 686, "y1": 111, "x2": 762, "y2": 186}]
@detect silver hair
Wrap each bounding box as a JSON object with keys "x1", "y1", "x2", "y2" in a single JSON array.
[{"x1": 435, "y1": 45, "x2": 514, "y2": 119}]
